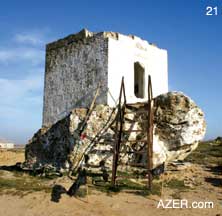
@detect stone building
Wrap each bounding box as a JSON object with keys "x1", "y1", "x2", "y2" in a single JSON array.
[{"x1": 43, "y1": 29, "x2": 168, "y2": 126}]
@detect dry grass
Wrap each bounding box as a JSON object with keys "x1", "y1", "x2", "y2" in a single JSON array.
[
  {"x1": 185, "y1": 140, "x2": 222, "y2": 166},
  {"x1": 0, "y1": 170, "x2": 51, "y2": 196}
]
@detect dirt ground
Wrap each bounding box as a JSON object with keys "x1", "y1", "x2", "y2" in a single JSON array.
[
  {"x1": 0, "y1": 144, "x2": 222, "y2": 216},
  {"x1": 0, "y1": 149, "x2": 25, "y2": 166}
]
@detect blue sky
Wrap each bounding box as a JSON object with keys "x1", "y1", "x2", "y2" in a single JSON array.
[{"x1": 0, "y1": 0, "x2": 221, "y2": 144}]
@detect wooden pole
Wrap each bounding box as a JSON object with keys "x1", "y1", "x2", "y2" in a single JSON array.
[
  {"x1": 79, "y1": 83, "x2": 101, "y2": 134},
  {"x1": 111, "y1": 77, "x2": 124, "y2": 187},
  {"x1": 147, "y1": 75, "x2": 153, "y2": 190}
]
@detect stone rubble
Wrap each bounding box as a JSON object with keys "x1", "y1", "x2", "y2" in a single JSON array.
[{"x1": 25, "y1": 91, "x2": 206, "y2": 172}]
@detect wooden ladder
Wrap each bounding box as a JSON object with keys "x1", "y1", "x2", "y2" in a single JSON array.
[{"x1": 111, "y1": 75, "x2": 154, "y2": 190}]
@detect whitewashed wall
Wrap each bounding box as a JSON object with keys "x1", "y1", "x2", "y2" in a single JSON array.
[{"x1": 107, "y1": 34, "x2": 168, "y2": 106}]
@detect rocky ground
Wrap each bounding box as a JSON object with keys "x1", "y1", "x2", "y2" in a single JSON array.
[{"x1": 0, "y1": 140, "x2": 222, "y2": 216}]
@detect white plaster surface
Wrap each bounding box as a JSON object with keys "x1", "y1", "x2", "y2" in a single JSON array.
[{"x1": 107, "y1": 34, "x2": 168, "y2": 106}]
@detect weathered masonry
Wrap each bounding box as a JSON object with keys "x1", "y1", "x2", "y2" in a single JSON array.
[{"x1": 43, "y1": 29, "x2": 168, "y2": 126}]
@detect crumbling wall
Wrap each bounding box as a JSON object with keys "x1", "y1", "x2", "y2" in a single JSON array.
[{"x1": 43, "y1": 30, "x2": 109, "y2": 126}]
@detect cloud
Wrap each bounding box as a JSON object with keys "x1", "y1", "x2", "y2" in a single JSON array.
[
  {"x1": 0, "y1": 30, "x2": 52, "y2": 65},
  {"x1": 0, "y1": 73, "x2": 43, "y2": 96},
  {"x1": 13, "y1": 29, "x2": 52, "y2": 46},
  {"x1": 0, "y1": 29, "x2": 51, "y2": 143},
  {"x1": 14, "y1": 33, "x2": 45, "y2": 46},
  {"x1": 0, "y1": 48, "x2": 44, "y2": 65},
  {"x1": 0, "y1": 74, "x2": 43, "y2": 105},
  {"x1": 0, "y1": 74, "x2": 44, "y2": 143}
]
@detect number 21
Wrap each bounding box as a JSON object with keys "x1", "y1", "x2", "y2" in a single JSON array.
[{"x1": 206, "y1": 6, "x2": 218, "y2": 16}]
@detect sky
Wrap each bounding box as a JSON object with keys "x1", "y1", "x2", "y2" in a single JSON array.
[{"x1": 0, "y1": 0, "x2": 221, "y2": 144}]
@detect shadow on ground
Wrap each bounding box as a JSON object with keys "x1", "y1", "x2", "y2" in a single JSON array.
[
  {"x1": 0, "y1": 164, "x2": 26, "y2": 172},
  {"x1": 206, "y1": 165, "x2": 222, "y2": 175},
  {"x1": 205, "y1": 177, "x2": 222, "y2": 187},
  {"x1": 204, "y1": 165, "x2": 222, "y2": 187},
  {"x1": 51, "y1": 185, "x2": 67, "y2": 202}
]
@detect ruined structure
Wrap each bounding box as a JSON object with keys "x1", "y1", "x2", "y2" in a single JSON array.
[
  {"x1": 25, "y1": 29, "x2": 206, "y2": 174},
  {"x1": 43, "y1": 29, "x2": 168, "y2": 126}
]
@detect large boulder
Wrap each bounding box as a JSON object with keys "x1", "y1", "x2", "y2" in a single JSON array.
[
  {"x1": 25, "y1": 92, "x2": 206, "y2": 171},
  {"x1": 152, "y1": 92, "x2": 206, "y2": 167}
]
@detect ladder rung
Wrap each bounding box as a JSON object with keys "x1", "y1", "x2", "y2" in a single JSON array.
[
  {"x1": 116, "y1": 175, "x2": 145, "y2": 179},
  {"x1": 117, "y1": 162, "x2": 147, "y2": 167},
  {"x1": 125, "y1": 110, "x2": 148, "y2": 114},
  {"x1": 90, "y1": 149, "x2": 113, "y2": 153},
  {"x1": 124, "y1": 118, "x2": 136, "y2": 123},
  {"x1": 128, "y1": 162, "x2": 147, "y2": 167},
  {"x1": 122, "y1": 129, "x2": 144, "y2": 132},
  {"x1": 119, "y1": 150, "x2": 146, "y2": 154},
  {"x1": 126, "y1": 103, "x2": 148, "y2": 106},
  {"x1": 124, "y1": 118, "x2": 148, "y2": 123},
  {"x1": 98, "y1": 141, "x2": 114, "y2": 144},
  {"x1": 140, "y1": 120, "x2": 148, "y2": 122},
  {"x1": 121, "y1": 139, "x2": 147, "y2": 143}
]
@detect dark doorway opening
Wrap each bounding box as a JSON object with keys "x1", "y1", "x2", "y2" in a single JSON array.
[{"x1": 134, "y1": 62, "x2": 145, "y2": 98}]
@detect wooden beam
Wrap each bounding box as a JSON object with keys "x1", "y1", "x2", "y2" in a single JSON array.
[
  {"x1": 147, "y1": 75, "x2": 154, "y2": 190},
  {"x1": 111, "y1": 77, "x2": 125, "y2": 186}
]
